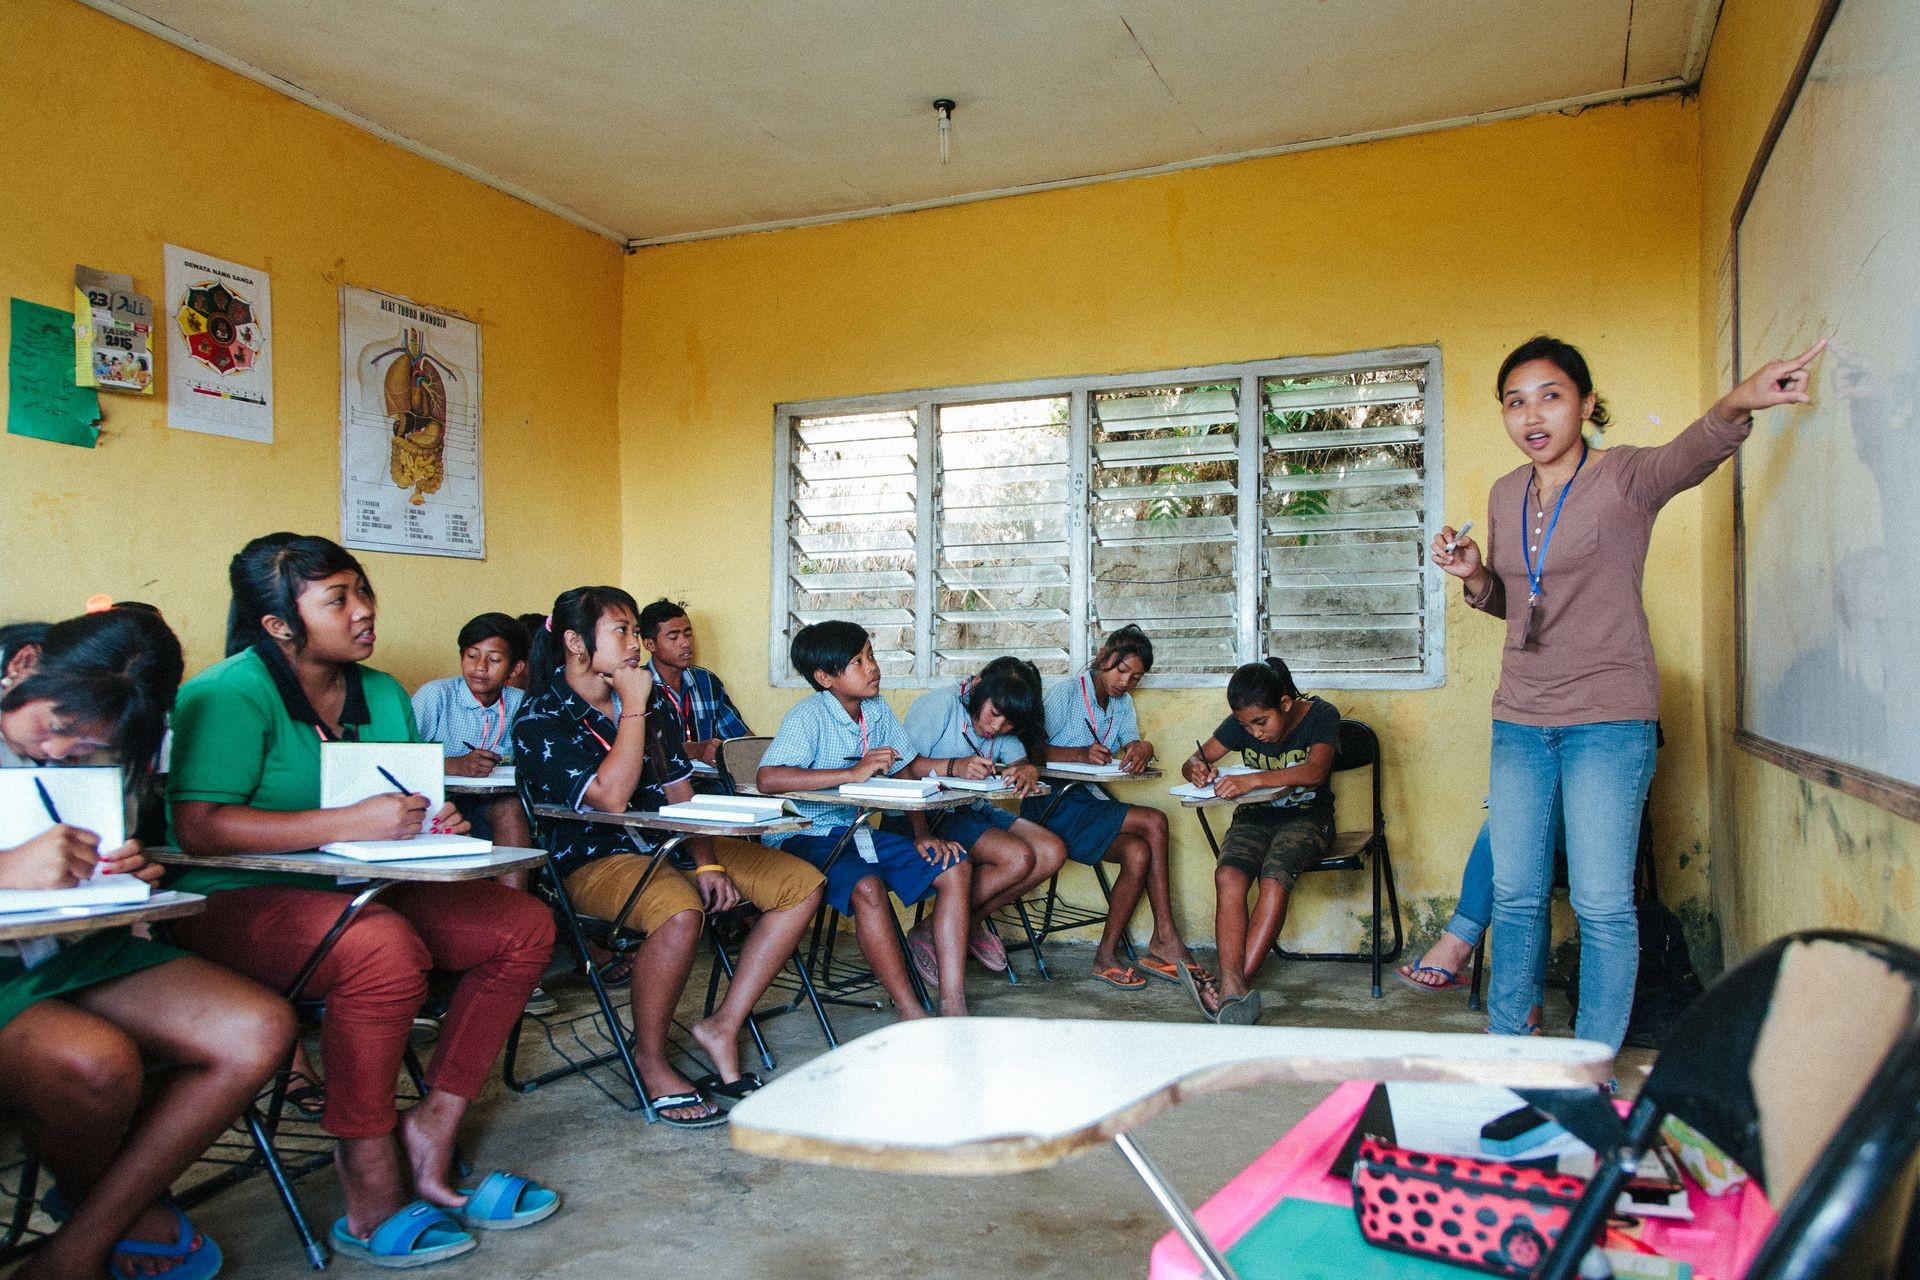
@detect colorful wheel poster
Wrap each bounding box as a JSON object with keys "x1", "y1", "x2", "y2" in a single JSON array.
[
  {"x1": 163, "y1": 245, "x2": 272, "y2": 441},
  {"x1": 339, "y1": 285, "x2": 485, "y2": 559}
]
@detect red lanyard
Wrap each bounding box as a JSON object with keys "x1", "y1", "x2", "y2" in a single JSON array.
[
  {"x1": 655, "y1": 671, "x2": 693, "y2": 741},
  {"x1": 1079, "y1": 674, "x2": 1113, "y2": 749},
  {"x1": 856, "y1": 706, "x2": 869, "y2": 756},
  {"x1": 582, "y1": 716, "x2": 613, "y2": 752},
  {"x1": 958, "y1": 678, "x2": 987, "y2": 758},
  {"x1": 476, "y1": 699, "x2": 506, "y2": 752}
]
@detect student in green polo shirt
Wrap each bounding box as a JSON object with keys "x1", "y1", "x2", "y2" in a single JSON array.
[
  {"x1": 168, "y1": 534, "x2": 561, "y2": 1266},
  {"x1": 0, "y1": 607, "x2": 294, "y2": 1280}
]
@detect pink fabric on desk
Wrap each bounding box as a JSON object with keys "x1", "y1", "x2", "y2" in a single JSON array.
[{"x1": 1150, "y1": 1080, "x2": 1776, "y2": 1280}]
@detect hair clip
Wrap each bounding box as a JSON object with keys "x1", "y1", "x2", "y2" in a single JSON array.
[
  {"x1": 85, "y1": 594, "x2": 114, "y2": 613},
  {"x1": 545, "y1": 614, "x2": 554, "y2": 631}
]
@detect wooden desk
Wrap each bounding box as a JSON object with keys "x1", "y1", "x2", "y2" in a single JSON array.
[
  {"x1": 730, "y1": 1018, "x2": 1612, "y2": 1280},
  {"x1": 1038, "y1": 764, "x2": 1164, "y2": 785},
  {"x1": 149, "y1": 845, "x2": 546, "y2": 881},
  {"x1": 531, "y1": 805, "x2": 810, "y2": 841},
  {"x1": 149, "y1": 846, "x2": 548, "y2": 1002},
  {"x1": 0, "y1": 890, "x2": 205, "y2": 943}
]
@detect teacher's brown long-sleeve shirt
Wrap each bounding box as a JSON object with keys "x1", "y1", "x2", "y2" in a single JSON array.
[{"x1": 1466, "y1": 405, "x2": 1753, "y2": 726}]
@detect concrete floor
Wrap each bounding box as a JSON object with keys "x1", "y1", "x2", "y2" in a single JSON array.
[{"x1": 126, "y1": 943, "x2": 1646, "y2": 1279}]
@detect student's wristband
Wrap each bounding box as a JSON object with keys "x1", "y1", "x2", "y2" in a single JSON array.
[
  {"x1": 619, "y1": 712, "x2": 645, "y2": 721},
  {"x1": 693, "y1": 864, "x2": 727, "y2": 876}
]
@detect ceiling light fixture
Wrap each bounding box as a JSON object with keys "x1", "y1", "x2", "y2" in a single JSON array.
[{"x1": 933, "y1": 98, "x2": 955, "y2": 165}]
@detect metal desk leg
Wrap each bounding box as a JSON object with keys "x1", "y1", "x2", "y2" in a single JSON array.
[{"x1": 1112, "y1": 1134, "x2": 1239, "y2": 1280}]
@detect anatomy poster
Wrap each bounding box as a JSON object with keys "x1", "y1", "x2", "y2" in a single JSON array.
[
  {"x1": 339, "y1": 285, "x2": 484, "y2": 559},
  {"x1": 164, "y1": 245, "x2": 273, "y2": 441}
]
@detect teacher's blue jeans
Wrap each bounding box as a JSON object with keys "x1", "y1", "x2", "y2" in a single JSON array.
[{"x1": 1488, "y1": 719, "x2": 1656, "y2": 1050}]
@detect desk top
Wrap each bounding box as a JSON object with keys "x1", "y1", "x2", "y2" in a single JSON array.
[
  {"x1": 729, "y1": 1017, "x2": 1613, "y2": 1175},
  {"x1": 0, "y1": 890, "x2": 207, "y2": 942},
  {"x1": 148, "y1": 845, "x2": 547, "y2": 881},
  {"x1": 530, "y1": 804, "x2": 810, "y2": 838},
  {"x1": 777, "y1": 788, "x2": 979, "y2": 813},
  {"x1": 1040, "y1": 765, "x2": 1163, "y2": 784}
]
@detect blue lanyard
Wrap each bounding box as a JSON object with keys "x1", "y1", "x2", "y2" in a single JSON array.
[{"x1": 1520, "y1": 443, "x2": 1587, "y2": 601}]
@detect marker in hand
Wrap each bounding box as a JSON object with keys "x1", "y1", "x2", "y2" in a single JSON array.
[{"x1": 1445, "y1": 521, "x2": 1474, "y2": 554}]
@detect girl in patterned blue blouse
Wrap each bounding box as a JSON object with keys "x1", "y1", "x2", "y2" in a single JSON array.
[{"x1": 757, "y1": 621, "x2": 974, "y2": 1018}]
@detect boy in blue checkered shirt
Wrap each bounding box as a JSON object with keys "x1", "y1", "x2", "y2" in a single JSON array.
[
  {"x1": 756, "y1": 621, "x2": 973, "y2": 1018},
  {"x1": 638, "y1": 598, "x2": 750, "y2": 773}
]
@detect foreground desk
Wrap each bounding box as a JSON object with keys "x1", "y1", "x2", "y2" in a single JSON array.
[
  {"x1": 729, "y1": 1017, "x2": 1612, "y2": 1280},
  {"x1": 0, "y1": 890, "x2": 205, "y2": 943}
]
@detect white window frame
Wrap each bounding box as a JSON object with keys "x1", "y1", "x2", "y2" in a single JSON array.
[{"x1": 770, "y1": 345, "x2": 1446, "y2": 690}]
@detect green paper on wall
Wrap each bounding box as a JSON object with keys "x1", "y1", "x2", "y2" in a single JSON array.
[{"x1": 9, "y1": 297, "x2": 102, "y2": 448}]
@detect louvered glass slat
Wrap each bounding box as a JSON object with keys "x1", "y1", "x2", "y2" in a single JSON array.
[
  {"x1": 1090, "y1": 383, "x2": 1240, "y2": 674},
  {"x1": 787, "y1": 408, "x2": 918, "y2": 675},
  {"x1": 1261, "y1": 366, "x2": 1428, "y2": 677},
  {"x1": 934, "y1": 398, "x2": 1073, "y2": 677}
]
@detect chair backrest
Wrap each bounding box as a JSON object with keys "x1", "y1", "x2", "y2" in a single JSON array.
[
  {"x1": 1330, "y1": 718, "x2": 1384, "y2": 835},
  {"x1": 717, "y1": 735, "x2": 773, "y2": 794},
  {"x1": 1563, "y1": 930, "x2": 1920, "y2": 1278}
]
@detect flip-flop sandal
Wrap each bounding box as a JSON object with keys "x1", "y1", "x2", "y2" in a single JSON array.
[
  {"x1": 1392, "y1": 963, "x2": 1470, "y2": 994},
  {"x1": 1175, "y1": 958, "x2": 1224, "y2": 1022},
  {"x1": 286, "y1": 1070, "x2": 327, "y2": 1120},
  {"x1": 967, "y1": 927, "x2": 1009, "y2": 972},
  {"x1": 645, "y1": 1091, "x2": 727, "y2": 1129},
  {"x1": 452, "y1": 1170, "x2": 561, "y2": 1231},
  {"x1": 1214, "y1": 992, "x2": 1263, "y2": 1026},
  {"x1": 691, "y1": 1072, "x2": 766, "y2": 1105},
  {"x1": 44, "y1": 1192, "x2": 224, "y2": 1280},
  {"x1": 905, "y1": 927, "x2": 939, "y2": 988},
  {"x1": 1091, "y1": 963, "x2": 1147, "y2": 990},
  {"x1": 1139, "y1": 953, "x2": 1217, "y2": 986},
  {"x1": 600, "y1": 958, "x2": 634, "y2": 987},
  {"x1": 330, "y1": 1201, "x2": 475, "y2": 1269}
]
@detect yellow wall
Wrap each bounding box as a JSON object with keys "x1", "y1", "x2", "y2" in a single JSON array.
[
  {"x1": 618, "y1": 99, "x2": 1709, "y2": 945},
  {"x1": 0, "y1": 0, "x2": 625, "y2": 690},
  {"x1": 1695, "y1": 0, "x2": 1920, "y2": 956}
]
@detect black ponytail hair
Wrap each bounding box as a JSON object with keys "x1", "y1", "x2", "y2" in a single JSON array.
[
  {"x1": 1496, "y1": 335, "x2": 1611, "y2": 432},
  {"x1": 1094, "y1": 623, "x2": 1154, "y2": 674},
  {"x1": 1226, "y1": 657, "x2": 1303, "y2": 712},
  {"x1": 524, "y1": 586, "x2": 641, "y2": 704},
  {"x1": 225, "y1": 532, "x2": 370, "y2": 656},
  {"x1": 2, "y1": 609, "x2": 184, "y2": 767},
  {"x1": 966, "y1": 656, "x2": 1048, "y2": 764}
]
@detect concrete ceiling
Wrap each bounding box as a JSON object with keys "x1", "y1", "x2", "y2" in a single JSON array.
[{"x1": 85, "y1": 0, "x2": 1722, "y2": 245}]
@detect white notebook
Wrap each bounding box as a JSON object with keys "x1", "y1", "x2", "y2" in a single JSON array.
[
  {"x1": 695, "y1": 794, "x2": 789, "y2": 814},
  {"x1": 1044, "y1": 761, "x2": 1133, "y2": 778},
  {"x1": 446, "y1": 765, "x2": 516, "y2": 789},
  {"x1": 657, "y1": 803, "x2": 768, "y2": 825},
  {"x1": 839, "y1": 777, "x2": 940, "y2": 800},
  {"x1": 937, "y1": 776, "x2": 1008, "y2": 793},
  {"x1": 0, "y1": 877, "x2": 152, "y2": 914},
  {"x1": 0, "y1": 766, "x2": 128, "y2": 858},
  {"x1": 1168, "y1": 766, "x2": 1262, "y2": 800},
  {"x1": 321, "y1": 743, "x2": 446, "y2": 832},
  {"x1": 318, "y1": 834, "x2": 494, "y2": 862}
]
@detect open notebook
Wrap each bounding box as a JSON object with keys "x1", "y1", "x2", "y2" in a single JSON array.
[
  {"x1": 320, "y1": 743, "x2": 490, "y2": 859},
  {"x1": 0, "y1": 767, "x2": 151, "y2": 909}
]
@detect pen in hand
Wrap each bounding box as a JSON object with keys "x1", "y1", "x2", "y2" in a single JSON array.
[
  {"x1": 33, "y1": 777, "x2": 62, "y2": 825},
  {"x1": 1444, "y1": 520, "x2": 1474, "y2": 554}
]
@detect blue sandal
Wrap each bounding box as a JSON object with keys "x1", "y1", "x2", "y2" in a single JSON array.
[
  {"x1": 42, "y1": 1189, "x2": 223, "y2": 1280},
  {"x1": 330, "y1": 1201, "x2": 476, "y2": 1269},
  {"x1": 452, "y1": 1171, "x2": 560, "y2": 1231}
]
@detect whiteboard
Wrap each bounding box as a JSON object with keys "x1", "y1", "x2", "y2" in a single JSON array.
[{"x1": 1734, "y1": 0, "x2": 1920, "y2": 818}]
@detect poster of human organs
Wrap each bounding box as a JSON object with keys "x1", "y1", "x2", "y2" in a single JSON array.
[{"x1": 339, "y1": 285, "x2": 484, "y2": 559}]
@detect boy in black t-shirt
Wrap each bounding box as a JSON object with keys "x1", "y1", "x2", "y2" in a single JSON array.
[{"x1": 1182, "y1": 658, "x2": 1341, "y2": 1024}]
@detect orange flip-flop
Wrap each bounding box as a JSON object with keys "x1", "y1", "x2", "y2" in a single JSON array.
[
  {"x1": 1091, "y1": 963, "x2": 1147, "y2": 990},
  {"x1": 1139, "y1": 952, "x2": 1217, "y2": 985}
]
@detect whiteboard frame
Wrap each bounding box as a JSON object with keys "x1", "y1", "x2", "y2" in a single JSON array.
[{"x1": 1730, "y1": 0, "x2": 1920, "y2": 823}]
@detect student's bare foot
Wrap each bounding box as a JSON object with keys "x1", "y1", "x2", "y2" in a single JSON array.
[
  {"x1": 894, "y1": 1000, "x2": 932, "y2": 1020},
  {"x1": 335, "y1": 1136, "x2": 414, "y2": 1241},
  {"x1": 25, "y1": 1202, "x2": 210, "y2": 1279},
  {"x1": 637, "y1": 1065, "x2": 718, "y2": 1124},
  {"x1": 396, "y1": 1095, "x2": 466, "y2": 1209},
  {"x1": 689, "y1": 1015, "x2": 743, "y2": 1084}
]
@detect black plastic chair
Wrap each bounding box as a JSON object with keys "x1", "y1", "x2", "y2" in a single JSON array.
[
  {"x1": 1524, "y1": 929, "x2": 1920, "y2": 1279},
  {"x1": 1266, "y1": 718, "x2": 1403, "y2": 997}
]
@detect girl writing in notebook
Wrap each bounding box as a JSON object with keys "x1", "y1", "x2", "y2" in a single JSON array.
[
  {"x1": 1020, "y1": 625, "x2": 1211, "y2": 1004},
  {"x1": 0, "y1": 608, "x2": 293, "y2": 1280},
  {"x1": 168, "y1": 533, "x2": 559, "y2": 1267},
  {"x1": 1434, "y1": 336, "x2": 1823, "y2": 1051},
  {"x1": 897, "y1": 656, "x2": 1066, "y2": 981}
]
